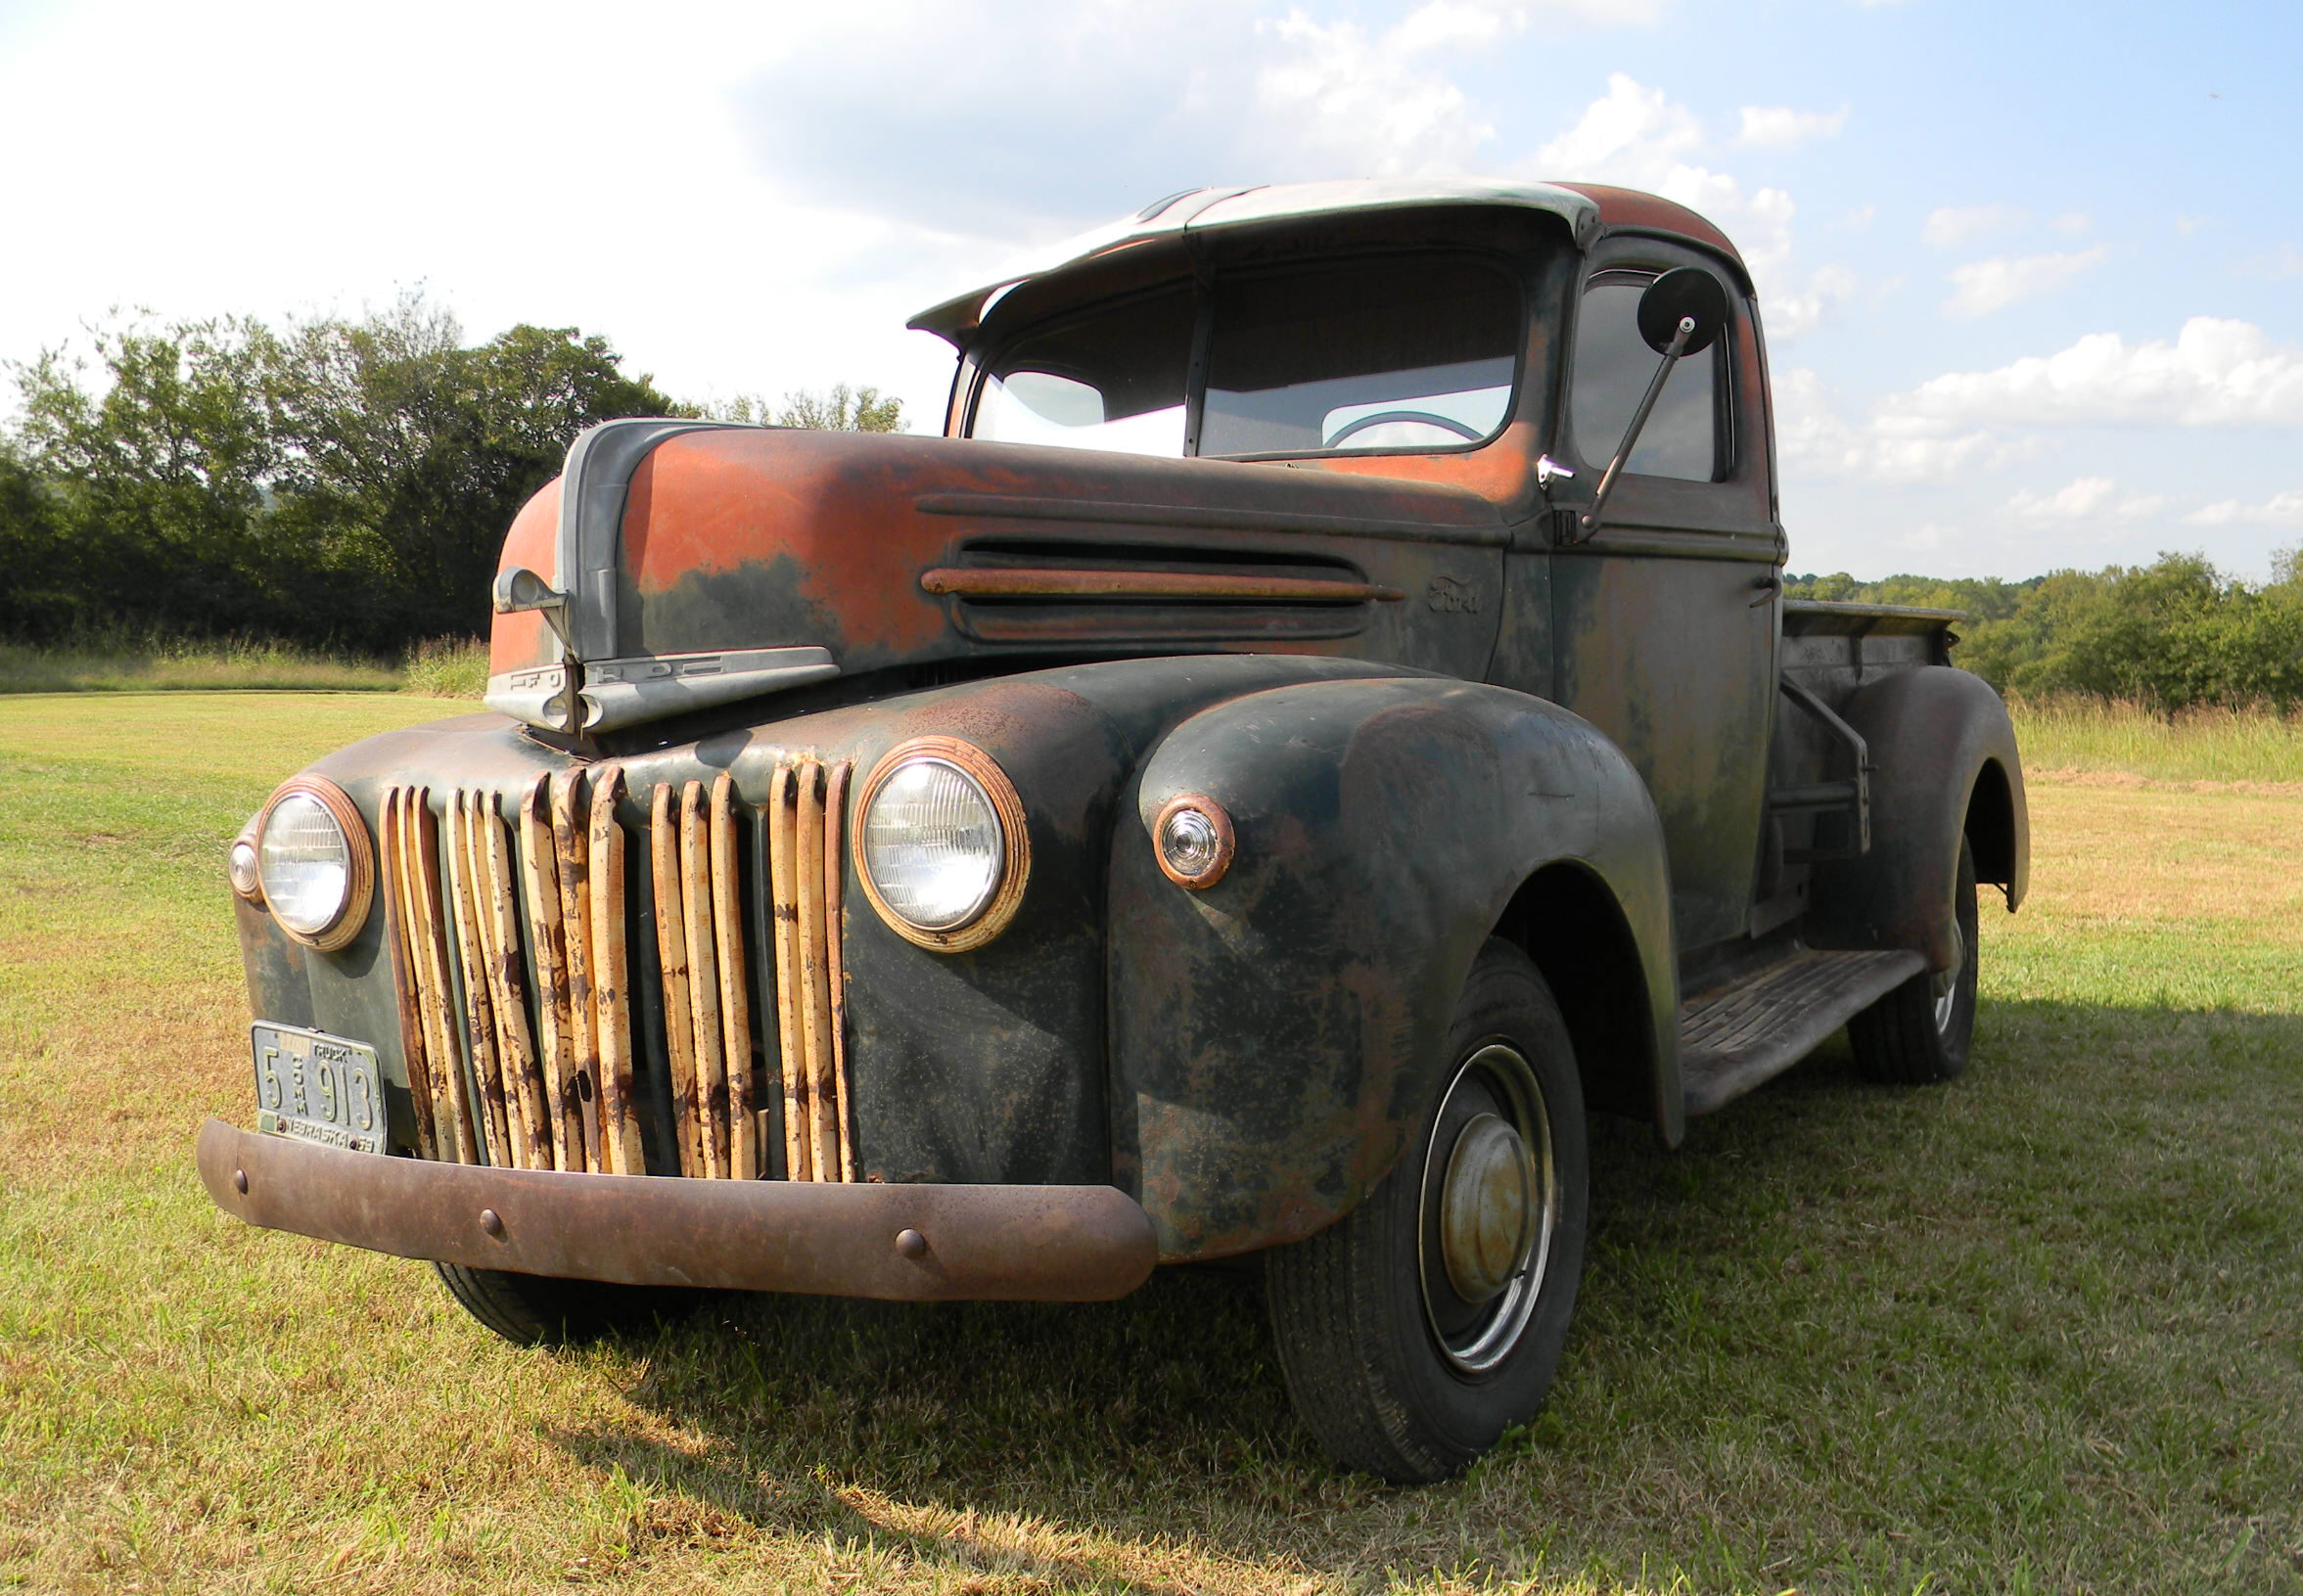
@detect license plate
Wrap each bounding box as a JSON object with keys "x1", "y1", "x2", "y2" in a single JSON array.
[{"x1": 251, "y1": 1024, "x2": 387, "y2": 1154}]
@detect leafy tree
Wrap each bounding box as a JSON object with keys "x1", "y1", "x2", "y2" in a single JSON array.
[
  {"x1": 6, "y1": 314, "x2": 280, "y2": 637},
  {"x1": 704, "y1": 384, "x2": 906, "y2": 433},
  {"x1": 263, "y1": 296, "x2": 677, "y2": 643}
]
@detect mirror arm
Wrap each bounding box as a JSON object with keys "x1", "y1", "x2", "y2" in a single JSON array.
[{"x1": 1578, "y1": 314, "x2": 1694, "y2": 540}]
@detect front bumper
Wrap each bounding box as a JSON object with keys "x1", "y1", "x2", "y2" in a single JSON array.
[{"x1": 197, "y1": 1118, "x2": 1158, "y2": 1301}]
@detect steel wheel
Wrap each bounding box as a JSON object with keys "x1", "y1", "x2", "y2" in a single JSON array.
[
  {"x1": 1265, "y1": 938, "x2": 1589, "y2": 1482},
  {"x1": 1417, "y1": 1042, "x2": 1559, "y2": 1375}
]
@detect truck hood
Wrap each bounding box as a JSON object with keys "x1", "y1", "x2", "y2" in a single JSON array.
[{"x1": 487, "y1": 419, "x2": 1532, "y2": 735}]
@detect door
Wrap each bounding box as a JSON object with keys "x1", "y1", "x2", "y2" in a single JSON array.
[{"x1": 1548, "y1": 243, "x2": 1780, "y2": 957}]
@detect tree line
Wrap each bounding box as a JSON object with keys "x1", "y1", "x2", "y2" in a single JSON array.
[
  {"x1": 1788, "y1": 552, "x2": 2303, "y2": 712},
  {"x1": 0, "y1": 296, "x2": 902, "y2": 654},
  {"x1": 4, "y1": 298, "x2": 2295, "y2": 710}
]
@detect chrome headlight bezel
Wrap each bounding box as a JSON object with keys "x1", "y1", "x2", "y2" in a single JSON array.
[
  {"x1": 853, "y1": 737, "x2": 1029, "y2": 953},
  {"x1": 254, "y1": 776, "x2": 375, "y2": 951}
]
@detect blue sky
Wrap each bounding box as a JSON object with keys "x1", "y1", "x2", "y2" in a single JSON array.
[{"x1": 2, "y1": 0, "x2": 2297, "y2": 580}]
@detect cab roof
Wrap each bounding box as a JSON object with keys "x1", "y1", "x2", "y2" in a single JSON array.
[{"x1": 907, "y1": 178, "x2": 1745, "y2": 345}]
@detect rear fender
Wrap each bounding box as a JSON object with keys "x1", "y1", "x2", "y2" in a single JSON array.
[
  {"x1": 1810, "y1": 665, "x2": 2029, "y2": 970},
  {"x1": 1108, "y1": 677, "x2": 1678, "y2": 1260}
]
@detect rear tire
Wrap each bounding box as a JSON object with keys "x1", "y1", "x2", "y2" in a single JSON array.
[
  {"x1": 1849, "y1": 838, "x2": 1980, "y2": 1083},
  {"x1": 1264, "y1": 938, "x2": 1589, "y2": 1482},
  {"x1": 434, "y1": 1262, "x2": 702, "y2": 1346}
]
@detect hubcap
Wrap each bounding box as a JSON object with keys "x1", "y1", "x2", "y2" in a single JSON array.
[
  {"x1": 1439, "y1": 1115, "x2": 1536, "y2": 1302},
  {"x1": 1418, "y1": 1042, "x2": 1556, "y2": 1375}
]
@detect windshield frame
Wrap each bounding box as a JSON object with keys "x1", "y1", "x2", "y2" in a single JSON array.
[{"x1": 960, "y1": 246, "x2": 1532, "y2": 465}]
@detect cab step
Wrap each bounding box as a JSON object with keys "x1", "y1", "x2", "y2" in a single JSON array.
[{"x1": 1679, "y1": 947, "x2": 1927, "y2": 1115}]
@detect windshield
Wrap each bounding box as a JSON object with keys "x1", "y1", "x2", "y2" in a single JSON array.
[{"x1": 969, "y1": 254, "x2": 1521, "y2": 459}]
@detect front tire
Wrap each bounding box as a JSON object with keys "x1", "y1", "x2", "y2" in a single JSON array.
[
  {"x1": 434, "y1": 1263, "x2": 702, "y2": 1346},
  {"x1": 1264, "y1": 938, "x2": 1589, "y2": 1482},
  {"x1": 1849, "y1": 838, "x2": 1980, "y2": 1084}
]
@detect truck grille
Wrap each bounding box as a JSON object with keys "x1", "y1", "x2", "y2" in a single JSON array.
[{"x1": 377, "y1": 760, "x2": 855, "y2": 1181}]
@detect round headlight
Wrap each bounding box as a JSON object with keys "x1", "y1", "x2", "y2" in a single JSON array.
[
  {"x1": 256, "y1": 778, "x2": 374, "y2": 950},
  {"x1": 855, "y1": 738, "x2": 1029, "y2": 952}
]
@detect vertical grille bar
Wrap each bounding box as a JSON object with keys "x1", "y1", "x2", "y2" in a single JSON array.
[
  {"x1": 378, "y1": 793, "x2": 438, "y2": 1161},
  {"x1": 649, "y1": 780, "x2": 703, "y2": 1176},
  {"x1": 765, "y1": 763, "x2": 809, "y2": 1182},
  {"x1": 446, "y1": 794, "x2": 513, "y2": 1166},
  {"x1": 587, "y1": 769, "x2": 644, "y2": 1174},
  {"x1": 678, "y1": 782, "x2": 732, "y2": 1179},
  {"x1": 405, "y1": 788, "x2": 477, "y2": 1163},
  {"x1": 821, "y1": 760, "x2": 855, "y2": 1183},
  {"x1": 548, "y1": 774, "x2": 603, "y2": 1172},
  {"x1": 795, "y1": 762, "x2": 841, "y2": 1180},
  {"x1": 710, "y1": 772, "x2": 760, "y2": 1181},
  {"x1": 516, "y1": 776, "x2": 576, "y2": 1171},
  {"x1": 477, "y1": 795, "x2": 549, "y2": 1171}
]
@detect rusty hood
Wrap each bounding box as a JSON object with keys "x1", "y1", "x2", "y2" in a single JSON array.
[{"x1": 485, "y1": 419, "x2": 1532, "y2": 735}]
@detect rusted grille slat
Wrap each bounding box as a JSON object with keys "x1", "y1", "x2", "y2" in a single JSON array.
[
  {"x1": 678, "y1": 781, "x2": 732, "y2": 1179},
  {"x1": 587, "y1": 769, "x2": 644, "y2": 1174},
  {"x1": 515, "y1": 776, "x2": 576, "y2": 1170},
  {"x1": 821, "y1": 760, "x2": 854, "y2": 1184},
  {"x1": 549, "y1": 773, "x2": 604, "y2": 1172},
  {"x1": 382, "y1": 765, "x2": 853, "y2": 1181},
  {"x1": 766, "y1": 763, "x2": 807, "y2": 1181},
  {"x1": 711, "y1": 773, "x2": 759, "y2": 1181},
  {"x1": 649, "y1": 780, "x2": 703, "y2": 1176}
]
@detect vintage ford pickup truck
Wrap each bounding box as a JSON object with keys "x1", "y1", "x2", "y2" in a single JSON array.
[{"x1": 201, "y1": 179, "x2": 2027, "y2": 1482}]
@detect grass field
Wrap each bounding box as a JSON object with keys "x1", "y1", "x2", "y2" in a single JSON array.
[
  {"x1": 0, "y1": 635, "x2": 486, "y2": 699},
  {"x1": 2, "y1": 694, "x2": 2297, "y2": 1594}
]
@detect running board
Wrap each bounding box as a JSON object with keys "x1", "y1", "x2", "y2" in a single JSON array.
[{"x1": 1680, "y1": 948, "x2": 1927, "y2": 1116}]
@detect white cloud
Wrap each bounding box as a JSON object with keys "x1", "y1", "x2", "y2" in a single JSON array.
[
  {"x1": 2186, "y1": 490, "x2": 2303, "y2": 526},
  {"x1": 1835, "y1": 203, "x2": 1877, "y2": 230},
  {"x1": 1893, "y1": 318, "x2": 2303, "y2": 429},
  {"x1": 2051, "y1": 211, "x2": 2091, "y2": 235},
  {"x1": 1923, "y1": 203, "x2": 2028, "y2": 248},
  {"x1": 1525, "y1": 73, "x2": 1800, "y2": 285},
  {"x1": 1943, "y1": 246, "x2": 2108, "y2": 318},
  {"x1": 1390, "y1": 0, "x2": 1659, "y2": 51},
  {"x1": 2176, "y1": 214, "x2": 2210, "y2": 236},
  {"x1": 1254, "y1": 11, "x2": 1496, "y2": 174},
  {"x1": 2005, "y1": 478, "x2": 2167, "y2": 521},
  {"x1": 1773, "y1": 367, "x2": 2032, "y2": 483},
  {"x1": 1736, "y1": 103, "x2": 1848, "y2": 148},
  {"x1": 1767, "y1": 263, "x2": 1858, "y2": 339}
]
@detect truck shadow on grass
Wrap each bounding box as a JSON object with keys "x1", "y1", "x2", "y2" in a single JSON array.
[{"x1": 542, "y1": 995, "x2": 2303, "y2": 1590}]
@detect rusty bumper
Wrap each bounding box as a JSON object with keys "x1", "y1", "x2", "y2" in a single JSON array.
[{"x1": 197, "y1": 1117, "x2": 1157, "y2": 1301}]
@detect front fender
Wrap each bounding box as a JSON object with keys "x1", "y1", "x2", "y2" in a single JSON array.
[
  {"x1": 1810, "y1": 665, "x2": 2029, "y2": 970},
  {"x1": 1108, "y1": 677, "x2": 1677, "y2": 1261}
]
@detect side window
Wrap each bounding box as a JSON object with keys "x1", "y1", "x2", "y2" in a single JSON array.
[{"x1": 1569, "y1": 271, "x2": 1726, "y2": 482}]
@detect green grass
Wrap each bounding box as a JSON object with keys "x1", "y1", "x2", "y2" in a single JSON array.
[
  {"x1": 2011, "y1": 697, "x2": 2303, "y2": 786},
  {"x1": 2, "y1": 695, "x2": 2300, "y2": 1593},
  {"x1": 398, "y1": 636, "x2": 489, "y2": 700},
  {"x1": 0, "y1": 632, "x2": 488, "y2": 699}
]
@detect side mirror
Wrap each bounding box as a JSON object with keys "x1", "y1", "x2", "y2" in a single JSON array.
[
  {"x1": 1636, "y1": 266, "x2": 1728, "y2": 357},
  {"x1": 1574, "y1": 267, "x2": 1729, "y2": 539}
]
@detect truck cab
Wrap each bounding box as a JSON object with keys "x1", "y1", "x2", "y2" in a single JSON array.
[{"x1": 204, "y1": 179, "x2": 2028, "y2": 1483}]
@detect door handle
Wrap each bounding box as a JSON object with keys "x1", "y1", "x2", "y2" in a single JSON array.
[{"x1": 1748, "y1": 572, "x2": 1781, "y2": 607}]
